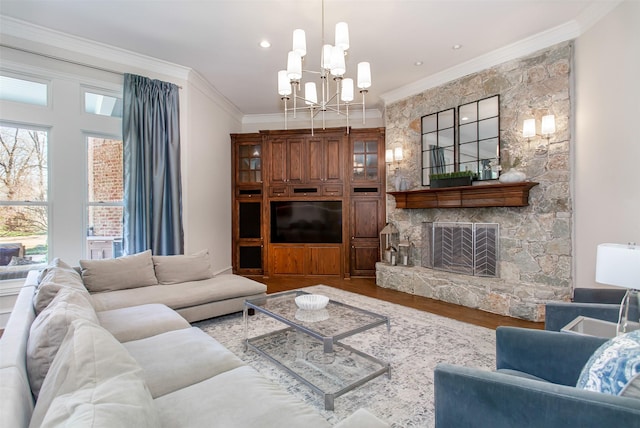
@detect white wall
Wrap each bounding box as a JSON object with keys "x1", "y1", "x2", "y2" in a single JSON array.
[
  {"x1": 574, "y1": 0, "x2": 640, "y2": 288},
  {"x1": 182, "y1": 71, "x2": 242, "y2": 273}
]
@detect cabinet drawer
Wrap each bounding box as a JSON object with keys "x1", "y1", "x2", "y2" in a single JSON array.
[
  {"x1": 322, "y1": 185, "x2": 343, "y2": 196},
  {"x1": 269, "y1": 186, "x2": 289, "y2": 197}
]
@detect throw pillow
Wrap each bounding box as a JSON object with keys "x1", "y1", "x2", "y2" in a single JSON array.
[
  {"x1": 79, "y1": 250, "x2": 158, "y2": 293},
  {"x1": 33, "y1": 265, "x2": 90, "y2": 315},
  {"x1": 27, "y1": 288, "x2": 99, "y2": 399},
  {"x1": 8, "y1": 256, "x2": 38, "y2": 266},
  {"x1": 29, "y1": 319, "x2": 159, "y2": 428},
  {"x1": 576, "y1": 329, "x2": 640, "y2": 395},
  {"x1": 152, "y1": 249, "x2": 213, "y2": 284}
]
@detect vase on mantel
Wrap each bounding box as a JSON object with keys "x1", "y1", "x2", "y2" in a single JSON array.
[{"x1": 498, "y1": 169, "x2": 526, "y2": 183}]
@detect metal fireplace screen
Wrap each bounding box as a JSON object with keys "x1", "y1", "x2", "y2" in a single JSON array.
[{"x1": 421, "y1": 222, "x2": 499, "y2": 277}]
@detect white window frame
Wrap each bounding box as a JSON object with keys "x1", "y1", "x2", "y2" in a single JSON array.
[
  {"x1": 0, "y1": 121, "x2": 51, "y2": 271},
  {"x1": 0, "y1": 70, "x2": 52, "y2": 109}
]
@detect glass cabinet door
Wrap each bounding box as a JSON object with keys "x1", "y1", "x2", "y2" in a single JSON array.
[
  {"x1": 238, "y1": 144, "x2": 262, "y2": 183},
  {"x1": 352, "y1": 139, "x2": 379, "y2": 181}
]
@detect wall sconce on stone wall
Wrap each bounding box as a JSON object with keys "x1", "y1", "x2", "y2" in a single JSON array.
[
  {"x1": 386, "y1": 145, "x2": 407, "y2": 190},
  {"x1": 523, "y1": 114, "x2": 555, "y2": 154}
]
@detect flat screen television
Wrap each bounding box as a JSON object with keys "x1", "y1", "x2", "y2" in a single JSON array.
[{"x1": 270, "y1": 201, "x2": 342, "y2": 244}]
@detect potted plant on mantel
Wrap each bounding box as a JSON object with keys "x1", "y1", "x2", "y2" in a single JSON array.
[{"x1": 429, "y1": 171, "x2": 477, "y2": 188}]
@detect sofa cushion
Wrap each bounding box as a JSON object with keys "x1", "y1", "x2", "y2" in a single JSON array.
[
  {"x1": 154, "y1": 365, "x2": 331, "y2": 428},
  {"x1": 80, "y1": 250, "x2": 158, "y2": 292},
  {"x1": 90, "y1": 274, "x2": 267, "y2": 312},
  {"x1": 33, "y1": 264, "x2": 90, "y2": 315},
  {"x1": 97, "y1": 303, "x2": 190, "y2": 342},
  {"x1": 577, "y1": 329, "x2": 640, "y2": 395},
  {"x1": 27, "y1": 288, "x2": 99, "y2": 399},
  {"x1": 123, "y1": 327, "x2": 245, "y2": 397},
  {"x1": 29, "y1": 319, "x2": 159, "y2": 428},
  {"x1": 36, "y1": 258, "x2": 73, "y2": 284},
  {"x1": 152, "y1": 249, "x2": 213, "y2": 284}
]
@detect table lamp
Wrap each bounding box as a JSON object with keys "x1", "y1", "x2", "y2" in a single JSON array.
[{"x1": 595, "y1": 243, "x2": 640, "y2": 335}]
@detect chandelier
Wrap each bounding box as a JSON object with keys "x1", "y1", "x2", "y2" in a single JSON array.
[{"x1": 277, "y1": 0, "x2": 372, "y2": 134}]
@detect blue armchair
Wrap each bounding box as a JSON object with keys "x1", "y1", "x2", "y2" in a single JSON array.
[
  {"x1": 545, "y1": 288, "x2": 639, "y2": 331},
  {"x1": 434, "y1": 327, "x2": 640, "y2": 428}
]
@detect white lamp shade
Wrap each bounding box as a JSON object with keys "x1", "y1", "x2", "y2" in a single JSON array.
[
  {"x1": 541, "y1": 114, "x2": 556, "y2": 135},
  {"x1": 523, "y1": 118, "x2": 536, "y2": 138},
  {"x1": 321, "y1": 44, "x2": 333, "y2": 70},
  {"x1": 385, "y1": 149, "x2": 394, "y2": 163},
  {"x1": 304, "y1": 82, "x2": 317, "y2": 105},
  {"x1": 277, "y1": 70, "x2": 291, "y2": 96},
  {"x1": 292, "y1": 29, "x2": 306, "y2": 57},
  {"x1": 330, "y1": 46, "x2": 346, "y2": 76},
  {"x1": 335, "y1": 22, "x2": 349, "y2": 51},
  {"x1": 394, "y1": 146, "x2": 403, "y2": 161},
  {"x1": 287, "y1": 51, "x2": 302, "y2": 81},
  {"x1": 357, "y1": 62, "x2": 371, "y2": 89},
  {"x1": 341, "y1": 78, "x2": 354, "y2": 102},
  {"x1": 596, "y1": 243, "x2": 640, "y2": 289}
]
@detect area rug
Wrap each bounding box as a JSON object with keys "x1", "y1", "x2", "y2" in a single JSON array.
[{"x1": 194, "y1": 285, "x2": 496, "y2": 427}]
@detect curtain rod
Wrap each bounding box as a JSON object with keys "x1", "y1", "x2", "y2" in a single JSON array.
[{"x1": 0, "y1": 43, "x2": 183, "y2": 89}]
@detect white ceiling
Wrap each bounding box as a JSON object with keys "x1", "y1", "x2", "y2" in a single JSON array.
[{"x1": 0, "y1": 1, "x2": 620, "y2": 116}]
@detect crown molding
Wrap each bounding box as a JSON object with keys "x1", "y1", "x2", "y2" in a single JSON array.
[
  {"x1": 0, "y1": 16, "x2": 191, "y2": 81},
  {"x1": 380, "y1": 2, "x2": 621, "y2": 106},
  {"x1": 187, "y1": 69, "x2": 243, "y2": 123}
]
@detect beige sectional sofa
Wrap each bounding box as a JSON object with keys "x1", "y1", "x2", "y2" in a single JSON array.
[{"x1": 0, "y1": 253, "x2": 388, "y2": 427}]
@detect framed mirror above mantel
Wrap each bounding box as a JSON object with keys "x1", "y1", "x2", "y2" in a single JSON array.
[{"x1": 421, "y1": 95, "x2": 500, "y2": 186}]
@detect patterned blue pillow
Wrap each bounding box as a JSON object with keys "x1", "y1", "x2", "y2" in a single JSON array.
[{"x1": 576, "y1": 329, "x2": 640, "y2": 395}]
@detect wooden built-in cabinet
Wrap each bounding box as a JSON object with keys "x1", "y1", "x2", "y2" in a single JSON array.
[
  {"x1": 231, "y1": 127, "x2": 386, "y2": 278},
  {"x1": 231, "y1": 133, "x2": 264, "y2": 275}
]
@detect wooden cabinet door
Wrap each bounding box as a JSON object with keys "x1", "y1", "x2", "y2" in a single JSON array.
[
  {"x1": 351, "y1": 199, "x2": 381, "y2": 239},
  {"x1": 308, "y1": 136, "x2": 343, "y2": 183},
  {"x1": 287, "y1": 138, "x2": 305, "y2": 183},
  {"x1": 324, "y1": 136, "x2": 342, "y2": 183},
  {"x1": 271, "y1": 246, "x2": 305, "y2": 275},
  {"x1": 307, "y1": 137, "x2": 323, "y2": 182},
  {"x1": 350, "y1": 198, "x2": 384, "y2": 276},
  {"x1": 350, "y1": 243, "x2": 380, "y2": 277},
  {"x1": 307, "y1": 246, "x2": 341, "y2": 275},
  {"x1": 269, "y1": 139, "x2": 287, "y2": 184}
]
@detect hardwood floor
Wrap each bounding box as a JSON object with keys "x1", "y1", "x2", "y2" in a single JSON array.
[{"x1": 249, "y1": 275, "x2": 544, "y2": 331}]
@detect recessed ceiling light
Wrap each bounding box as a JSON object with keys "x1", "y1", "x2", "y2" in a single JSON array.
[
  {"x1": 414, "y1": 61, "x2": 423, "y2": 66},
  {"x1": 452, "y1": 44, "x2": 462, "y2": 50},
  {"x1": 260, "y1": 40, "x2": 271, "y2": 48}
]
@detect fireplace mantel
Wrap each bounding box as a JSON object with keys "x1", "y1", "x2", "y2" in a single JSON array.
[{"x1": 388, "y1": 181, "x2": 539, "y2": 209}]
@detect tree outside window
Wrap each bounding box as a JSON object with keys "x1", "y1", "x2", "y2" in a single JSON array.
[{"x1": 0, "y1": 124, "x2": 49, "y2": 277}]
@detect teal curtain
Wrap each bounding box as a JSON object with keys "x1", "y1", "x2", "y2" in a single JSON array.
[{"x1": 123, "y1": 73, "x2": 183, "y2": 256}]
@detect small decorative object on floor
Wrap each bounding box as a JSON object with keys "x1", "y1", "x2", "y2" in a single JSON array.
[{"x1": 295, "y1": 294, "x2": 329, "y2": 310}]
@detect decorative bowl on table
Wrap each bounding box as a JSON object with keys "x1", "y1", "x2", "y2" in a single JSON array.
[
  {"x1": 295, "y1": 308, "x2": 330, "y2": 323},
  {"x1": 295, "y1": 294, "x2": 329, "y2": 311}
]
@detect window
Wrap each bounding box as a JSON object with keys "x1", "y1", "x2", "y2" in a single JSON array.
[
  {"x1": 83, "y1": 88, "x2": 123, "y2": 118},
  {"x1": 86, "y1": 135, "x2": 123, "y2": 259},
  {"x1": 0, "y1": 124, "x2": 49, "y2": 277},
  {"x1": 0, "y1": 75, "x2": 48, "y2": 106}
]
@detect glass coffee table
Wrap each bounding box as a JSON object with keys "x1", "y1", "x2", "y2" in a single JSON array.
[{"x1": 243, "y1": 290, "x2": 390, "y2": 410}]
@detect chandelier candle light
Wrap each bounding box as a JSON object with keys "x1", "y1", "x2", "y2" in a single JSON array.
[{"x1": 277, "y1": 1, "x2": 372, "y2": 134}]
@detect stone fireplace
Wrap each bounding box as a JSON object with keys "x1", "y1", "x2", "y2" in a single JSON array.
[{"x1": 376, "y1": 41, "x2": 573, "y2": 322}]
